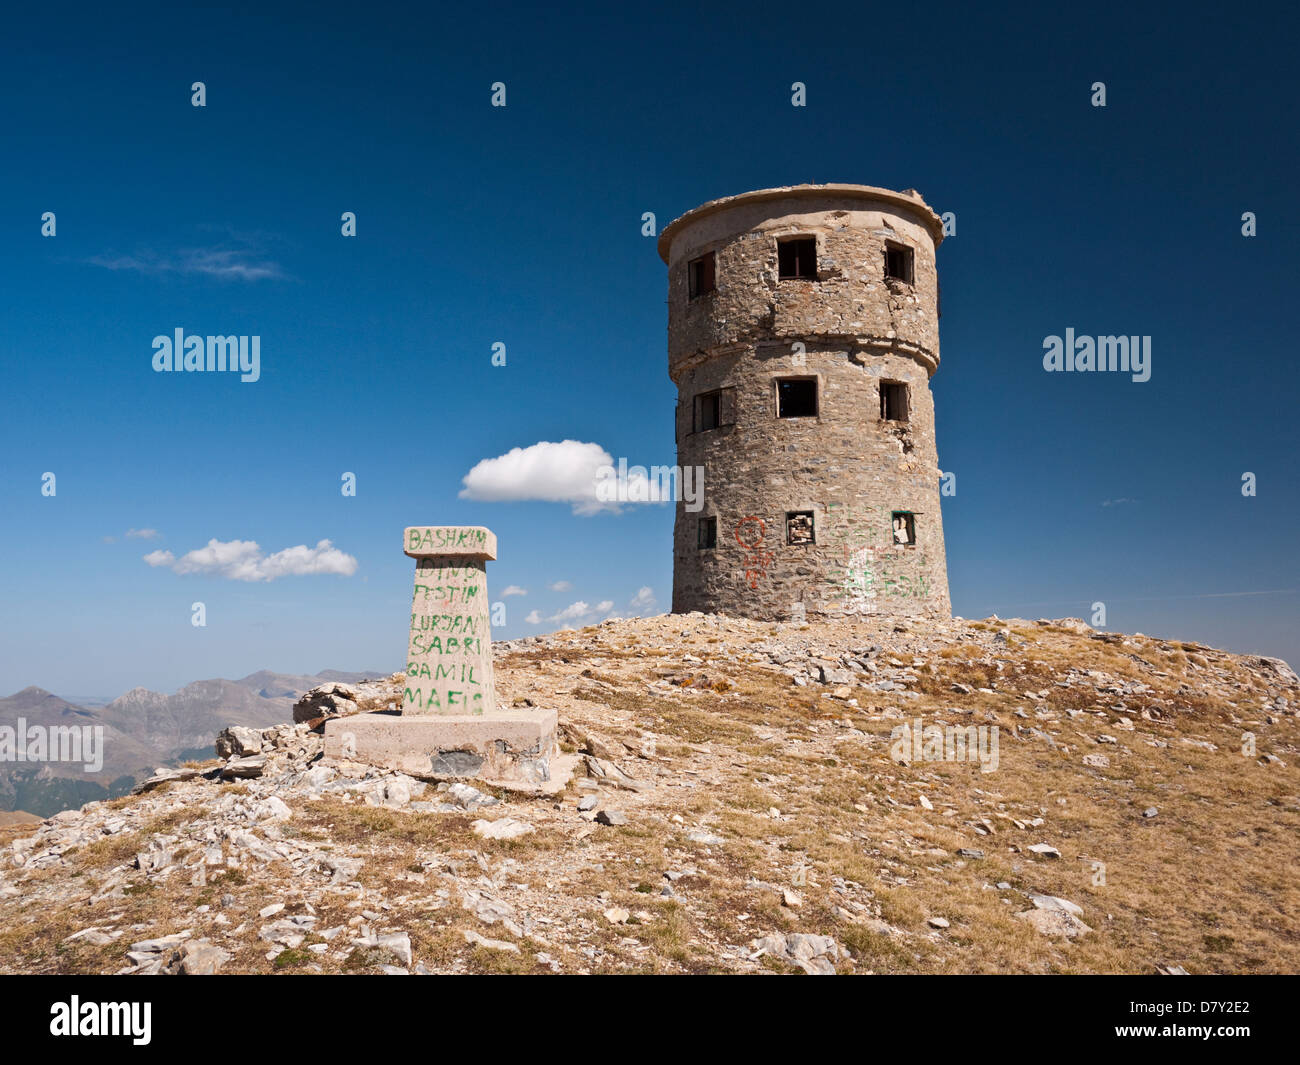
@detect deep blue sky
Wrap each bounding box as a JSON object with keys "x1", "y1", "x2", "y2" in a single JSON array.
[{"x1": 1, "y1": 1, "x2": 1297, "y2": 695}]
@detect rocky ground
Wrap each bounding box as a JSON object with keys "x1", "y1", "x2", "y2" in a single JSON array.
[{"x1": 2, "y1": 613, "x2": 1297, "y2": 975}]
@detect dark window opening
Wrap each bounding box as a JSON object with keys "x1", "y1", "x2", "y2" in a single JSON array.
[
  {"x1": 698, "y1": 516, "x2": 717, "y2": 549},
  {"x1": 884, "y1": 242, "x2": 914, "y2": 284},
  {"x1": 881, "y1": 381, "x2": 909, "y2": 422},
  {"x1": 891, "y1": 511, "x2": 916, "y2": 546},
  {"x1": 776, "y1": 377, "x2": 818, "y2": 418},
  {"x1": 696, "y1": 390, "x2": 721, "y2": 432},
  {"x1": 688, "y1": 252, "x2": 716, "y2": 299},
  {"x1": 787, "y1": 511, "x2": 815, "y2": 545},
  {"x1": 693, "y1": 387, "x2": 735, "y2": 432},
  {"x1": 778, "y1": 237, "x2": 817, "y2": 280}
]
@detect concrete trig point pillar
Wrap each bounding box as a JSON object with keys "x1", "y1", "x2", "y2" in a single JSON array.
[
  {"x1": 402, "y1": 525, "x2": 497, "y2": 716},
  {"x1": 323, "y1": 526, "x2": 557, "y2": 786}
]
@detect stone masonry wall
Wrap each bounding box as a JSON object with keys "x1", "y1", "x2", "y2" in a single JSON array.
[{"x1": 663, "y1": 186, "x2": 951, "y2": 620}]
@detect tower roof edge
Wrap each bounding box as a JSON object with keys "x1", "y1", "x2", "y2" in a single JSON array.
[{"x1": 657, "y1": 183, "x2": 945, "y2": 264}]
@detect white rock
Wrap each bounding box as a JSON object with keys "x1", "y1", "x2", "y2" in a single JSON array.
[
  {"x1": 472, "y1": 818, "x2": 534, "y2": 840},
  {"x1": 464, "y1": 929, "x2": 520, "y2": 953},
  {"x1": 1028, "y1": 894, "x2": 1083, "y2": 916}
]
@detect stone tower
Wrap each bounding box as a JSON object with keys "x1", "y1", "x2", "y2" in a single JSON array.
[{"x1": 659, "y1": 183, "x2": 951, "y2": 620}]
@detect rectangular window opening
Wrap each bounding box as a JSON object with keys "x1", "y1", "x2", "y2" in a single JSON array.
[
  {"x1": 688, "y1": 252, "x2": 716, "y2": 299},
  {"x1": 891, "y1": 511, "x2": 916, "y2": 546},
  {"x1": 778, "y1": 237, "x2": 817, "y2": 280},
  {"x1": 695, "y1": 390, "x2": 721, "y2": 432},
  {"x1": 880, "y1": 381, "x2": 909, "y2": 422},
  {"x1": 884, "y1": 242, "x2": 914, "y2": 284},
  {"x1": 787, "y1": 511, "x2": 815, "y2": 545},
  {"x1": 776, "y1": 377, "x2": 818, "y2": 419},
  {"x1": 698, "y1": 516, "x2": 717, "y2": 550}
]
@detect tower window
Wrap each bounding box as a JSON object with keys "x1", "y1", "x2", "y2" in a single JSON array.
[
  {"x1": 696, "y1": 391, "x2": 720, "y2": 431},
  {"x1": 884, "y1": 242, "x2": 914, "y2": 284},
  {"x1": 880, "y1": 381, "x2": 909, "y2": 422},
  {"x1": 698, "y1": 516, "x2": 717, "y2": 549},
  {"x1": 776, "y1": 377, "x2": 818, "y2": 418},
  {"x1": 693, "y1": 387, "x2": 735, "y2": 432},
  {"x1": 891, "y1": 511, "x2": 916, "y2": 545},
  {"x1": 688, "y1": 252, "x2": 716, "y2": 299},
  {"x1": 787, "y1": 511, "x2": 815, "y2": 545},
  {"x1": 778, "y1": 237, "x2": 817, "y2": 280}
]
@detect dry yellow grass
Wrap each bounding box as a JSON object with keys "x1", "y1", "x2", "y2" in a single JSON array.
[{"x1": 1, "y1": 615, "x2": 1295, "y2": 975}]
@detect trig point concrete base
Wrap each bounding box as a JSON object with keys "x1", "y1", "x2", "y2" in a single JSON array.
[
  {"x1": 323, "y1": 709, "x2": 558, "y2": 786},
  {"x1": 323, "y1": 525, "x2": 561, "y2": 788}
]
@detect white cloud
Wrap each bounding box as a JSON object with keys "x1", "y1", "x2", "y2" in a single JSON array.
[
  {"x1": 629, "y1": 586, "x2": 657, "y2": 613},
  {"x1": 537, "y1": 599, "x2": 623, "y2": 629},
  {"x1": 459, "y1": 440, "x2": 622, "y2": 515},
  {"x1": 550, "y1": 601, "x2": 591, "y2": 623},
  {"x1": 548, "y1": 580, "x2": 572, "y2": 592},
  {"x1": 500, "y1": 585, "x2": 528, "y2": 597},
  {"x1": 126, "y1": 528, "x2": 160, "y2": 539},
  {"x1": 143, "y1": 538, "x2": 357, "y2": 581}
]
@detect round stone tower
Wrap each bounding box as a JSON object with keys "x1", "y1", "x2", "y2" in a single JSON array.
[{"x1": 659, "y1": 183, "x2": 951, "y2": 621}]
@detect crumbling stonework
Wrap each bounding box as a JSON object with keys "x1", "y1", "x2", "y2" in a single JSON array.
[{"x1": 659, "y1": 184, "x2": 952, "y2": 620}]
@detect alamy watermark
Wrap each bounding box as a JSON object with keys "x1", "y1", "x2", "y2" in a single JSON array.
[
  {"x1": 50, "y1": 997, "x2": 150, "y2": 1044},
  {"x1": 0, "y1": 719, "x2": 104, "y2": 772},
  {"x1": 152, "y1": 328, "x2": 260, "y2": 382},
  {"x1": 1042, "y1": 329, "x2": 1150, "y2": 382},
  {"x1": 889, "y1": 717, "x2": 1000, "y2": 773},
  {"x1": 595, "y1": 459, "x2": 705, "y2": 512}
]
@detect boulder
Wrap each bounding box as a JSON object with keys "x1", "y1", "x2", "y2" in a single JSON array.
[
  {"x1": 1016, "y1": 908, "x2": 1092, "y2": 938},
  {"x1": 292, "y1": 673, "x2": 405, "y2": 725},
  {"x1": 1253, "y1": 656, "x2": 1299, "y2": 686},
  {"x1": 165, "y1": 940, "x2": 231, "y2": 975},
  {"x1": 215, "y1": 726, "x2": 265, "y2": 759}
]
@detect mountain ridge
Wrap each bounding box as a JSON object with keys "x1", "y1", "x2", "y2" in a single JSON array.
[{"x1": 0, "y1": 668, "x2": 391, "y2": 816}]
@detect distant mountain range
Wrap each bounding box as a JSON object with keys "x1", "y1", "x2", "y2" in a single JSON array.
[{"x1": 0, "y1": 668, "x2": 391, "y2": 817}]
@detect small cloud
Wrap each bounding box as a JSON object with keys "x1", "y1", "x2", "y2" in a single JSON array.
[
  {"x1": 144, "y1": 538, "x2": 357, "y2": 581},
  {"x1": 1101, "y1": 498, "x2": 1137, "y2": 507},
  {"x1": 500, "y1": 585, "x2": 528, "y2": 597},
  {"x1": 101, "y1": 536, "x2": 117, "y2": 544},
  {"x1": 628, "y1": 586, "x2": 657, "y2": 613},
  {"x1": 126, "y1": 528, "x2": 160, "y2": 539},
  {"x1": 540, "y1": 599, "x2": 622, "y2": 628},
  {"x1": 548, "y1": 580, "x2": 572, "y2": 592},
  {"x1": 549, "y1": 601, "x2": 591, "y2": 624}
]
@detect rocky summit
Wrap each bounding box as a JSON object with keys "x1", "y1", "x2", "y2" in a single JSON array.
[{"x1": 1, "y1": 614, "x2": 1296, "y2": 975}]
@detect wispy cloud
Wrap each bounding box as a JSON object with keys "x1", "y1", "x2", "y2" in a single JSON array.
[
  {"x1": 548, "y1": 580, "x2": 572, "y2": 592},
  {"x1": 144, "y1": 538, "x2": 357, "y2": 581},
  {"x1": 500, "y1": 585, "x2": 528, "y2": 597},
  {"x1": 125, "y1": 528, "x2": 160, "y2": 539},
  {"x1": 86, "y1": 246, "x2": 285, "y2": 282},
  {"x1": 1101, "y1": 497, "x2": 1137, "y2": 507}
]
